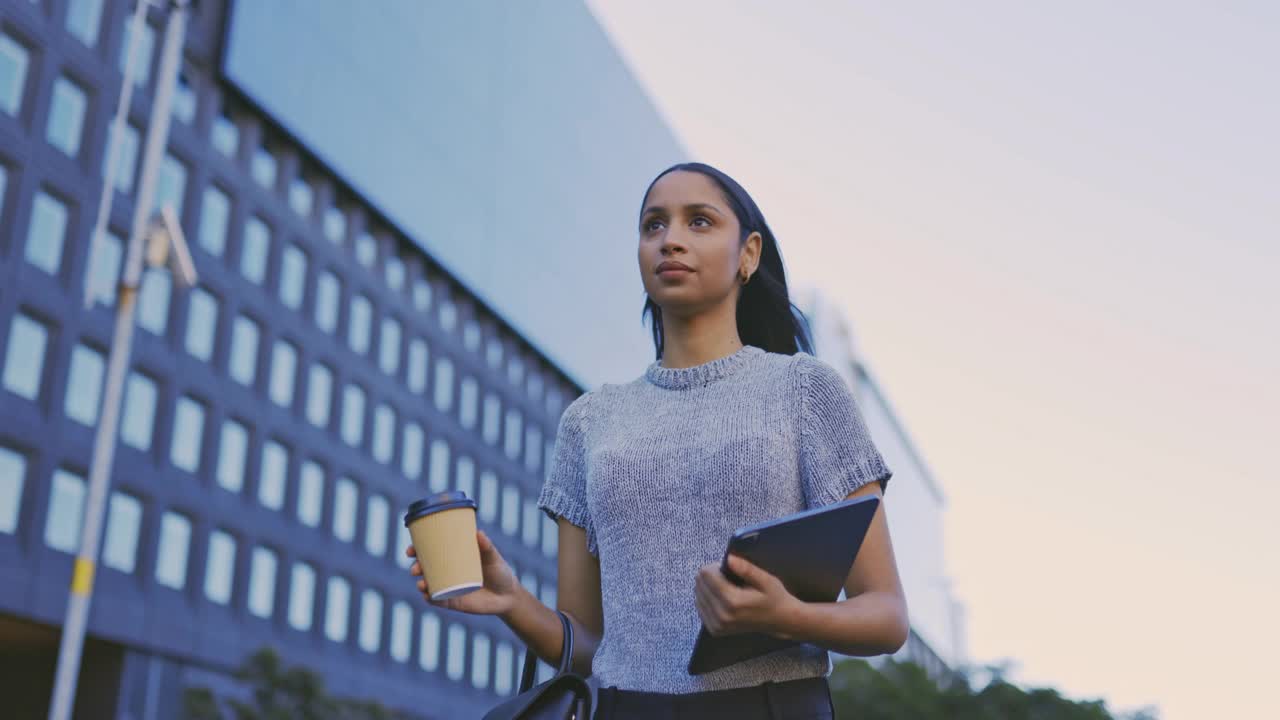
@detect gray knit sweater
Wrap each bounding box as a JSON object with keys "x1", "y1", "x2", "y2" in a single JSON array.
[{"x1": 536, "y1": 343, "x2": 892, "y2": 694}]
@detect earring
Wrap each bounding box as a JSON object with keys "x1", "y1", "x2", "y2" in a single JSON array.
[{"x1": 740, "y1": 270, "x2": 751, "y2": 285}]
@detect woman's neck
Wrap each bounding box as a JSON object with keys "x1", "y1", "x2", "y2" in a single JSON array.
[{"x1": 659, "y1": 308, "x2": 744, "y2": 369}]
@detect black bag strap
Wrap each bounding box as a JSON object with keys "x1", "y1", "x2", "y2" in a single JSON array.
[{"x1": 518, "y1": 609, "x2": 574, "y2": 694}]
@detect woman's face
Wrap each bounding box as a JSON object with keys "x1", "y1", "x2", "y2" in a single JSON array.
[{"x1": 638, "y1": 170, "x2": 759, "y2": 317}]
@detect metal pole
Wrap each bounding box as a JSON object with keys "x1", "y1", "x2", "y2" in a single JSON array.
[
  {"x1": 47, "y1": 3, "x2": 190, "y2": 720},
  {"x1": 83, "y1": 0, "x2": 149, "y2": 309}
]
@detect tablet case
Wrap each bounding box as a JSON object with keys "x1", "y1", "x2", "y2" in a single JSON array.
[{"x1": 687, "y1": 494, "x2": 881, "y2": 675}]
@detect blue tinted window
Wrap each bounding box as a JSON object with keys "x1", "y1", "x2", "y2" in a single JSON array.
[
  {"x1": 44, "y1": 469, "x2": 86, "y2": 552},
  {"x1": 268, "y1": 340, "x2": 296, "y2": 408},
  {"x1": 65, "y1": 343, "x2": 105, "y2": 426},
  {"x1": 258, "y1": 440, "x2": 288, "y2": 510},
  {"x1": 358, "y1": 589, "x2": 382, "y2": 653},
  {"x1": 198, "y1": 186, "x2": 230, "y2": 256},
  {"x1": 46, "y1": 76, "x2": 87, "y2": 157},
  {"x1": 137, "y1": 268, "x2": 171, "y2": 335},
  {"x1": 348, "y1": 294, "x2": 372, "y2": 355},
  {"x1": 216, "y1": 418, "x2": 248, "y2": 493},
  {"x1": 184, "y1": 287, "x2": 218, "y2": 361},
  {"x1": 240, "y1": 217, "x2": 270, "y2": 285},
  {"x1": 25, "y1": 191, "x2": 69, "y2": 276},
  {"x1": 288, "y1": 562, "x2": 316, "y2": 630},
  {"x1": 325, "y1": 576, "x2": 350, "y2": 642},
  {"x1": 212, "y1": 112, "x2": 238, "y2": 158},
  {"x1": 171, "y1": 396, "x2": 205, "y2": 473},
  {"x1": 248, "y1": 546, "x2": 277, "y2": 618},
  {"x1": 2, "y1": 313, "x2": 49, "y2": 401},
  {"x1": 340, "y1": 384, "x2": 365, "y2": 447},
  {"x1": 315, "y1": 271, "x2": 340, "y2": 333},
  {"x1": 305, "y1": 363, "x2": 332, "y2": 428},
  {"x1": 86, "y1": 230, "x2": 123, "y2": 307},
  {"x1": 229, "y1": 315, "x2": 260, "y2": 386},
  {"x1": 204, "y1": 530, "x2": 236, "y2": 604},
  {"x1": 297, "y1": 460, "x2": 324, "y2": 528},
  {"x1": 120, "y1": 371, "x2": 157, "y2": 451},
  {"x1": 66, "y1": 0, "x2": 105, "y2": 47},
  {"x1": 0, "y1": 445, "x2": 25, "y2": 534},
  {"x1": 280, "y1": 244, "x2": 307, "y2": 311},
  {"x1": 102, "y1": 492, "x2": 142, "y2": 573},
  {"x1": 0, "y1": 34, "x2": 30, "y2": 116},
  {"x1": 156, "y1": 511, "x2": 191, "y2": 589}
]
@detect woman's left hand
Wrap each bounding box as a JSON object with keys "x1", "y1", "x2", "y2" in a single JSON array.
[{"x1": 694, "y1": 553, "x2": 797, "y2": 637}]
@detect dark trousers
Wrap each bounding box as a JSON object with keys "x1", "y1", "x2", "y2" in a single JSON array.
[{"x1": 593, "y1": 676, "x2": 835, "y2": 720}]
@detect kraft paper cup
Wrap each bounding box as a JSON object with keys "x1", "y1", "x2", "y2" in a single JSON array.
[{"x1": 405, "y1": 491, "x2": 483, "y2": 601}]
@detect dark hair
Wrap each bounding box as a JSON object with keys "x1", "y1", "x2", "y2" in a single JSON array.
[{"x1": 639, "y1": 162, "x2": 815, "y2": 359}]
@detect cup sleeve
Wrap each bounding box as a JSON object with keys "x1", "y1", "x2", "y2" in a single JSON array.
[
  {"x1": 536, "y1": 391, "x2": 598, "y2": 557},
  {"x1": 794, "y1": 353, "x2": 893, "y2": 509}
]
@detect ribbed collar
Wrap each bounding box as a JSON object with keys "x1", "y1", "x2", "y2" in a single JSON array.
[{"x1": 644, "y1": 344, "x2": 764, "y2": 390}]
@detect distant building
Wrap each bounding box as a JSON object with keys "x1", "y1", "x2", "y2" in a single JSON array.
[{"x1": 796, "y1": 286, "x2": 968, "y2": 679}]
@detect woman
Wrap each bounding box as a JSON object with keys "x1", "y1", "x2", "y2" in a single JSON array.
[{"x1": 406, "y1": 162, "x2": 908, "y2": 719}]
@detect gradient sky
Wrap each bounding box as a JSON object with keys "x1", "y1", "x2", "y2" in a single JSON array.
[{"x1": 586, "y1": 1, "x2": 1279, "y2": 717}]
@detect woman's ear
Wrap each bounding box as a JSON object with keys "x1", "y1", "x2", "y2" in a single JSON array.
[{"x1": 742, "y1": 231, "x2": 763, "y2": 275}]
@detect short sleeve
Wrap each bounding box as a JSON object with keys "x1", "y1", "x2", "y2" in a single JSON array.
[
  {"x1": 536, "y1": 390, "x2": 598, "y2": 557},
  {"x1": 793, "y1": 353, "x2": 892, "y2": 508}
]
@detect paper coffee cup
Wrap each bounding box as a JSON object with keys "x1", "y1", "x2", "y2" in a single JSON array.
[{"x1": 405, "y1": 491, "x2": 483, "y2": 601}]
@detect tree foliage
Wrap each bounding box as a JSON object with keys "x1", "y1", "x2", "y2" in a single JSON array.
[
  {"x1": 183, "y1": 647, "x2": 416, "y2": 720},
  {"x1": 830, "y1": 658, "x2": 1159, "y2": 720}
]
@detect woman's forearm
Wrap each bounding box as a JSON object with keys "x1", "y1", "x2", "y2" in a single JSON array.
[
  {"x1": 499, "y1": 584, "x2": 600, "y2": 677},
  {"x1": 772, "y1": 590, "x2": 909, "y2": 657}
]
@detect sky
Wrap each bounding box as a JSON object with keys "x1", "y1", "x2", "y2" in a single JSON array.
[{"x1": 585, "y1": 1, "x2": 1279, "y2": 717}]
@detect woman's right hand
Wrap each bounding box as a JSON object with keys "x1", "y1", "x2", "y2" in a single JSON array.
[{"x1": 406, "y1": 528, "x2": 520, "y2": 616}]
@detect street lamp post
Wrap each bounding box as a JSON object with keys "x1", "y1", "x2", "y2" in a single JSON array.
[{"x1": 47, "y1": 3, "x2": 194, "y2": 720}]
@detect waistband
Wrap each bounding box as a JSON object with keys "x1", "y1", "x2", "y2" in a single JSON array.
[{"x1": 596, "y1": 675, "x2": 832, "y2": 720}]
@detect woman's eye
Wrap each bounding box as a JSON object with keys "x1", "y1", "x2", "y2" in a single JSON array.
[
  {"x1": 643, "y1": 219, "x2": 664, "y2": 232},
  {"x1": 691, "y1": 216, "x2": 711, "y2": 227}
]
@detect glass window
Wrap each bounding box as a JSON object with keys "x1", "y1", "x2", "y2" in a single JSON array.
[
  {"x1": 64, "y1": 343, "x2": 105, "y2": 426},
  {"x1": 478, "y1": 471, "x2": 498, "y2": 524},
  {"x1": 258, "y1": 440, "x2": 288, "y2": 511},
  {"x1": 527, "y1": 373, "x2": 544, "y2": 403},
  {"x1": 45, "y1": 73, "x2": 85, "y2": 155},
  {"x1": 66, "y1": 0, "x2": 105, "y2": 47},
  {"x1": 495, "y1": 641, "x2": 514, "y2": 696},
  {"x1": 216, "y1": 419, "x2": 248, "y2": 493},
  {"x1": 204, "y1": 530, "x2": 235, "y2": 604},
  {"x1": 324, "y1": 205, "x2": 346, "y2": 244},
  {"x1": 340, "y1": 384, "x2": 365, "y2": 448},
  {"x1": 482, "y1": 393, "x2": 501, "y2": 445},
  {"x1": 505, "y1": 410, "x2": 522, "y2": 460},
  {"x1": 102, "y1": 123, "x2": 139, "y2": 194},
  {"x1": 471, "y1": 632, "x2": 490, "y2": 689},
  {"x1": 507, "y1": 356, "x2": 525, "y2": 388},
  {"x1": 396, "y1": 524, "x2": 413, "y2": 569},
  {"x1": 305, "y1": 363, "x2": 332, "y2": 429},
  {"x1": 44, "y1": 469, "x2": 86, "y2": 552},
  {"x1": 198, "y1": 186, "x2": 230, "y2": 256},
  {"x1": 520, "y1": 570, "x2": 537, "y2": 598},
  {"x1": 348, "y1": 294, "x2": 372, "y2": 356},
  {"x1": 522, "y1": 498, "x2": 540, "y2": 548},
  {"x1": 315, "y1": 271, "x2": 340, "y2": 333},
  {"x1": 501, "y1": 486, "x2": 519, "y2": 537},
  {"x1": 455, "y1": 457, "x2": 475, "y2": 501},
  {"x1": 359, "y1": 589, "x2": 382, "y2": 653},
  {"x1": 434, "y1": 358, "x2": 454, "y2": 413},
  {"x1": 248, "y1": 546, "x2": 277, "y2": 618},
  {"x1": 170, "y1": 396, "x2": 205, "y2": 473},
  {"x1": 136, "y1": 268, "x2": 171, "y2": 336},
  {"x1": 412, "y1": 278, "x2": 432, "y2": 312},
  {"x1": 229, "y1": 315, "x2": 259, "y2": 387},
  {"x1": 525, "y1": 426, "x2": 542, "y2": 474},
  {"x1": 407, "y1": 339, "x2": 428, "y2": 394},
  {"x1": 4, "y1": 312, "x2": 49, "y2": 399},
  {"x1": 439, "y1": 297, "x2": 457, "y2": 332},
  {"x1": 463, "y1": 320, "x2": 481, "y2": 353},
  {"x1": 355, "y1": 232, "x2": 377, "y2": 268},
  {"x1": 333, "y1": 477, "x2": 357, "y2": 542},
  {"x1": 541, "y1": 515, "x2": 558, "y2": 559},
  {"x1": 401, "y1": 422, "x2": 423, "y2": 481},
  {"x1": 0, "y1": 445, "x2": 26, "y2": 534},
  {"x1": 379, "y1": 317, "x2": 401, "y2": 376},
  {"x1": 390, "y1": 601, "x2": 412, "y2": 663},
  {"x1": 118, "y1": 17, "x2": 155, "y2": 88},
  {"x1": 171, "y1": 71, "x2": 196, "y2": 125},
  {"x1": 365, "y1": 494, "x2": 388, "y2": 557},
  {"x1": 268, "y1": 340, "x2": 296, "y2": 408},
  {"x1": 289, "y1": 177, "x2": 313, "y2": 218},
  {"x1": 154, "y1": 153, "x2": 186, "y2": 216},
  {"x1": 155, "y1": 511, "x2": 192, "y2": 590},
  {"x1": 288, "y1": 562, "x2": 315, "y2": 631},
  {"x1": 486, "y1": 337, "x2": 503, "y2": 370},
  {"x1": 459, "y1": 377, "x2": 478, "y2": 429},
  {"x1": 325, "y1": 576, "x2": 351, "y2": 642},
  {"x1": 184, "y1": 287, "x2": 218, "y2": 361},
  {"x1": 297, "y1": 460, "x2": 323, "y2": 528},
  {"x1": 0, "y1": 34, "x2": 30, "y2": 116},
  {"x1": 385, "y1": 256, "x2": 405, "y2": 292},
  {"x1": 240, "y1": 217, "x2": 270, "y2": 285},
  {"x1": 211, "y1": 111, "x2": 238, "y2": 158},
  {"x1": 280, "y1": 244, "x2": 307, "y2": 311},
  {"x1": 86, "y1": 230, "x2": 123, "y2": 307},
  {"x1": 372, "y1": 404, "x2": 394, "y2": 465},
  {"x1": 25, "y1": 190, "x2": 69, "y2": 276},
  {"x1": 120, "y1": 371, "x2": 157, "y2": 451},
  {"x1": 252, "y1": 145, "x2": 277, "y2": 189},
  {"x1": 419, "y1": 613, "x2": 441, "y2": 671},
  {"x1": 446, "y1": 624, "x2": 466, "y2": 681},
  {"x1": 428, "y1": 440, "x2": 450, "y2": 493}
]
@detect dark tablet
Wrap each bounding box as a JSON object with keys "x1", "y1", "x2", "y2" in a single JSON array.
[{"x1": 687, "y1": 494, "x2": 881, "y2": 676}]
